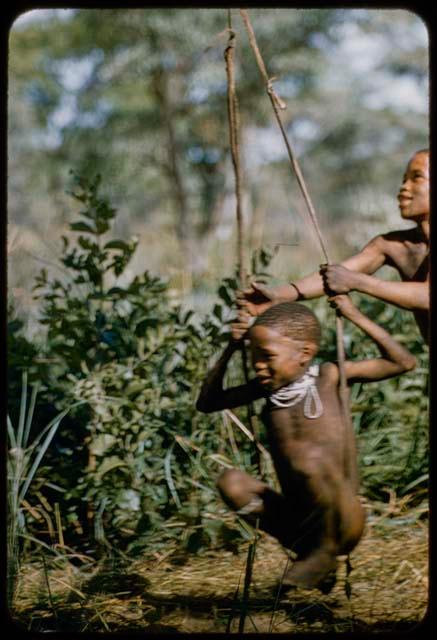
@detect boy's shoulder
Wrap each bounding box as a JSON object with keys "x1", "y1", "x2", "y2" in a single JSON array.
[
  {"x1": 319, "y1": 361, "x2": 339, "y2": 384},
  {"x1": 379, "y1": 227, "x2": 422, "y2": 245}
]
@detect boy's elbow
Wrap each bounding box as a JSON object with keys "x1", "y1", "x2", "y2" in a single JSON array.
[
  {"x1": 400, "y1": 354, "x2": 417, "y2": 373},
  {"x1": 195, "y1": 396, "x2": 214, "y2": 414},
  {"x1": 195, "y1": 397, "x2": 207, "y2": 413}
]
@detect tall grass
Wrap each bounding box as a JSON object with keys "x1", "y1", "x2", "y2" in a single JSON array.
[{"x1": 7, "y1": 370, "x2": 82, "y2": 608}]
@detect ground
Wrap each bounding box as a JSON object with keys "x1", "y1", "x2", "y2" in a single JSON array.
[{"x1": 10, "y1": 497, "x2": 428, "y2": 634}]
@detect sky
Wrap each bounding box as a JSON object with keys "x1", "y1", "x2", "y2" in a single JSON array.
[
  {"x1": 10, "y1": 8, "x2": 429, "y2": 162},
  {"x1": 12, "y1": 8, "x2": 75, "y2": 29}
]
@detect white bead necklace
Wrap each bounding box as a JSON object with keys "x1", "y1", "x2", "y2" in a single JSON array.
[{"x1": 269, "y1": 363, "x2": 323, "y2": 419}]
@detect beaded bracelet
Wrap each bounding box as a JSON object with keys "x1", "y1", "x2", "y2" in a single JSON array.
[{"x1": 289, "y1": 282, "x2": 303, "y2": 300}]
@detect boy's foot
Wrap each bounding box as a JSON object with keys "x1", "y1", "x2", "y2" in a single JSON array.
[
  {"x1": 317, "y1": 568, "x2": 337, "y2": 594},
  {"x1": 279, "y1": 549, "x2": 337, "y2": 594}
]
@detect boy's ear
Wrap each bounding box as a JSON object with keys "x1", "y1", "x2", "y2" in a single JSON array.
[{"x1": 301, "y1": 341, "x2": 318, "y2": 364}]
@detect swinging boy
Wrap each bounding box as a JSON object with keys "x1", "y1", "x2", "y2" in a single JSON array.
[{"x1": 196, "y1": 294, "x2": 416, "y2": 591}]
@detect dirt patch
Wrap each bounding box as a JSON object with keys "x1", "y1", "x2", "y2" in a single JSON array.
[{"x1": 10, "y1": 499, "x2": 428, "y2": 633}]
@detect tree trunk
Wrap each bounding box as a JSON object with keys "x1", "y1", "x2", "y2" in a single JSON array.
[{"x1": 152, "y1": 68, "x2": 192, "y2": 292}]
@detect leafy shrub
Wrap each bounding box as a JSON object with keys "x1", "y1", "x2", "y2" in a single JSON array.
[
  {"x1": 25, "y1": 172, "x2": 268, "y2": 553},
  {"x1": 347, "y1": 298, "x2": 428, "y2": 502},
  {"x1": 9, "y1": 171, "x2": 428, "y2": 559}
]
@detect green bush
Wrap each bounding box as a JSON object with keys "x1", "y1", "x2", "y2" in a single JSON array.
[
  {"x1": 8, "y1": 171, "x2": 428, "y2": 559},
  {"x1": 23, "y1": 172, "x2": 266, "y2": 553}
]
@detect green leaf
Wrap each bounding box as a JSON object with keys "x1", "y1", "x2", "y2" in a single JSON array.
[
  {"x1": 70, "y1": 221, "x2": 95, "y2": 233},
  {"x1": 97, "y1": 456, "x2": 128, "y2": 478},
  {"x1": 78, "y1": 236, "x2": 99, "y2": 251},
  {"x1": 107, "y1": 287, "x2": 127, "y2": 296},
  {"x1": 104, "y1": 240, "x2": 130, "y2": 251},
  {"x1": 401, "y1": 473, "x2": 429, "y2": 493},
  {"x1": 213, "y1": 304, "x2": 223, "y2": 321},
  {"x1": 95, "y1": 220, "x2": 110, "y2": 235},
  {"x1": 218, "y1": 285, "x2": 233, "y2": 307}
]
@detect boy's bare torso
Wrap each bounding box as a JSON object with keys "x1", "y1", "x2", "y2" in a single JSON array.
[
  {"x1": 382, "y1": 228, "x2": 428, "y2": 338},
  {"x1": 260, "y1": 362, "x2": 346, "y2": 499}
]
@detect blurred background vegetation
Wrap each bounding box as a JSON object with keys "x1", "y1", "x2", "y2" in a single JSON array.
[
  {"x1": 8, "y1": 8, "x2": 429, "y2": 330},
  {"x1": 7, "y1": 7, "x2": 428, "y2": 594}
]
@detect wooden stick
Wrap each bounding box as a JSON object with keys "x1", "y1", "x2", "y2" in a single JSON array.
[
  {"x1": 240, "y1": 9, "x2": 358, "y2": 491},
  {"x1": 224, "y1": 15, "x2": 262, "y2": 474}
]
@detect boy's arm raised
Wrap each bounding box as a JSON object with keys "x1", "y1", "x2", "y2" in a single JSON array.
[
  {"x1": 238, "y1": 235, "x2": 387, "y2": 316},
  {"x1": 328, "y1": 295, "x2": 417, "y2": 384},
  {"x1": 325, "y1": 270, "x2": 429, "y2": 311},
  {"x1": 196, "y1": 316, "x2": 265, "y2": 413},
  {"x1": 320, "y1": 232, "x2": 429, "y2": 310}
]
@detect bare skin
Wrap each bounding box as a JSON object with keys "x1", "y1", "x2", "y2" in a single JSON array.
[
  {"x1": 196, "y1": 296, "x2": 416, "y2": 591},
  {"x1": 238, "y1": 151, "x2": 429, "y2": 343}
]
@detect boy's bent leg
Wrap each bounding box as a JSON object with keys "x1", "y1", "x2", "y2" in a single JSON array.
[{"x1": 218, "y1": 470, "x2": 339, "y2": 593}]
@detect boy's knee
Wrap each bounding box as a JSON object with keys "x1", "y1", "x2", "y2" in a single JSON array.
[
  {"x1": 216, "y1": 469, "x2": 247, "y2": 501},
  {"x1": 216, "y1": 469, "x2": 265, "y2": 514},
  {"x1": 217, "y1": 469, "x2": 267, "y2": 516}
]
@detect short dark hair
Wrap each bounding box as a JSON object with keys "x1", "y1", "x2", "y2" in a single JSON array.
[{"x1": 252, "y1": 301, "x2": 321, "y2": 348}]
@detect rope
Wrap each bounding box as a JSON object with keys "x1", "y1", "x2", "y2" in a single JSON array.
[
  {"x1": 239, "y1": 9, "x2": 359, "y2": 492},
  {"x1": 224, "y1": 12, "x2": 262, "y2": 475}
]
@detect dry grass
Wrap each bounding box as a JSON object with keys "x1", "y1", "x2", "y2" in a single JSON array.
[{"x1": 10, "y1": 498, "x2": 428, "y2": 634}]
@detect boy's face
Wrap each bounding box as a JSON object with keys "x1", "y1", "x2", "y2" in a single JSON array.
[
  {"x1": 249, "y1": 325, "x2": 314, "y2": 392},
  {"x1": 398, "y1": 152, "x2": 429, "y2": 221}
]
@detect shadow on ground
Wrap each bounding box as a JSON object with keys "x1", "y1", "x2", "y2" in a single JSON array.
[{"x1": 10, "y1": 570, "x2": 427, "y2": 634}]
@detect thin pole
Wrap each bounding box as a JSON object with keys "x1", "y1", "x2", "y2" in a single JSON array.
[
  {"x1": 240, "y1": 9, "x2": 358, "y2": 491},
  {"x1": 225, "y1": 23, "x2": 245, "y2": 285},
  {"x1": 224, "y1": 12, "x2": 262, "y2": 475}
]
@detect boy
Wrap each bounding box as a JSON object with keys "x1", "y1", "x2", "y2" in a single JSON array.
[
  {"x1": 196, "y1": 295, "x2": 416, "y2": 592},
  {"x1": 238, "y1": 150, "x2": 429, "y2": 343}
]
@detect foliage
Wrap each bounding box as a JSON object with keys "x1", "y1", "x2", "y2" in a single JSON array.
[
  {"x1": 8, "y1": 172, "x2": 428, "y2": 561},
  {"x1": 7, "y1": 309, "x2": 39, "y2": 423},
  {"x1": 8, "y1": 9, "x2": 428, "y2": 309},
  {"x1": 20, "y1": 173, "x2": 270, "y2": 554}
]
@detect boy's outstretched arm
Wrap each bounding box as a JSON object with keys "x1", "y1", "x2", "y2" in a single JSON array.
[
  {"x1": 328, "y1": 295, "x2": 417, "y2": 384},
  {"x1": 196, "y1": 313, "x2": 265, "y2": 414},
  {"x1": 237, "y1": 235, "x2": 387, "y2": 315},
  {"x1": 320, "y1": 264, "x2": 429, "y2": 311}
]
